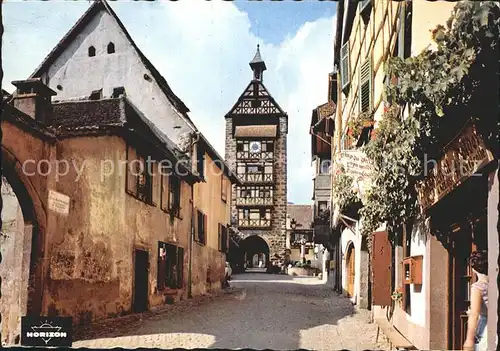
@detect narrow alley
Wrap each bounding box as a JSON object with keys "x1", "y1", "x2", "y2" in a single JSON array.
[{"x1": 72, "y1": 273, "x2": 390, "y2": 350}]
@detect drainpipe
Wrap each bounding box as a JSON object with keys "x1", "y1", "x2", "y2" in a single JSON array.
[
  {"x1": 188, "y1": 189, "x2": 194, "y2": 299},
  {"x1": 187, "y1": 132, "x2": 201, "y2": 299}
]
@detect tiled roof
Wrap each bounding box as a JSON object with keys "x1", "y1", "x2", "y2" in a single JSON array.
[
  {"x1": 2, "y1": 103, "x2": 56, "y2": 140},
  {"x1": 234, "y1": 125, "x2": 277, "y2": 138},
  {"x1": 52, "y1": 98, "x2": 123, "y2": 131},
  {"x1": 287, "y1": 204, "x2": 313, "y2": 229}
]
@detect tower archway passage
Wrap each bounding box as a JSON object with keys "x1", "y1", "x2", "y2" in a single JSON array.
[{"x1": 241, "y1": 235, "x2": 270, "y2": 269}]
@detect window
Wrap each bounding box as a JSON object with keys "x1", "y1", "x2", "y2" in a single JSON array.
[
  {"x1": 197, "y1": 147, "x2": 205, "y2": 178},
  {"x1": 112, "y1": 87, "x2": 125, "y2": 98},
  {"x1": 88, "y1": 46, "x2": 96, "y2": 57},
  {"x1": 195, "y1": 209, "x2": 207, "y2": 244},
  {"x1": 318, "y1": 201, "x2": 328, "y2": 215},
  {"x1": 157, "y1": 242, "x2": 184, "y2": 290},
  {"x1": 236, "y1": 161, "x2": 273, "y2": 183},
  {"x1": 340, "y1": 41, "x2": 350, "y2": 91},
  {"x1": 218, "y1": 224, "x2": 228, "y2": 252},
  {"x1": 107, "y1": 42, "x2": 115, "y2": 54},
  {"x1": 221, "y1": 175, "x2": 228, "y2": 202},
  {"x1": 89, "y1": 89, "x2": 102, "y2": 100},
  {"x1": 359, "y1": 0, "x2": 372, "y2": 23},
  {"x1": 160, "y1": 169, "x2": 169, "y2": 212},
  {"x1": 168, "y1": 175, "x2": 181, "y2": 216},
  {"x1": 320, "y1": 159, "x2": 331, "y2": 174},
  {"x1": 236, "y1": 185, "x2": 273, "y2": 206},
  {"x1": 126, "y1": 145, "x2": 154, "y2": 204},
  {"x1": 238, "y1": 208, "x2": 271, "y2": 228},
  {"x1": 359, "y1": 59, "x2": 372, "y2": 113}
]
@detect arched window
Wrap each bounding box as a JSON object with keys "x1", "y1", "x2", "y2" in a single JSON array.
[
  {"x1": 107, "y1": 42, "x2": 115, "y2": 54},
  {"x1": 88, "y1": 46, "x2": 96, "y2": 57}
]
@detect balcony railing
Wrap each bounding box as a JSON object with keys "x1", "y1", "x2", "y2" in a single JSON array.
[
  {"x1": 237, "y1": 151, "x2": 274, "y2": 160},
  {"x1": 238, "y1": 218, "x2": 271, "y2": 228},
  {"x1": 236, "y1": 197, "x2": 273, "y2": 206},
  {"x1": 241, "y1": 173, "x2": 273, "y2": 183}
]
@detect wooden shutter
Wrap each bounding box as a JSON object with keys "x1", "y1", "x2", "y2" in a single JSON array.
[
  {"x1": 372, "y1": 231, "x2": 392, "y2": 306},
  {"x1": 203, "y1": 213, "x2": 207, "y2": 245},
  {"x1": 158, "y1": 243, "x2": 166, "y2": 290},
  {"x1": 359, "y1": 59, "x2": 372, "y2": 113},
  {"x1": 151, "y1": 161, "x2": 160, "y2": 206},
  {"x1": 161, "y1": 173, "x2": 169, "y2": 211},
  {"x1": 340, "y1": 41, "x2": 350, "y2": 90},
  {"x1": 177, "y1": 247, "x2": 184, "y2": 288},
  {"x1": 126, "y1": 145, "x2": 138, "y2": 196}
]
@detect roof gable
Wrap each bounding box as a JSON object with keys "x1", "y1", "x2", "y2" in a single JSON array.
[
  {"x1": 29, "y1": 0, "x2": 191, "y2": 118},
  {"x1": 225, "y1": 80, "x2": 287, "y2": 118}
]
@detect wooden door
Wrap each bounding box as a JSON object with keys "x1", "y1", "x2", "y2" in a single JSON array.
[
  {"x1": 448, "y1": 227, "x2": 473, "y2": 350},
  {"x1": 133, "y1": 249, "x2": 149, "y2": 313},
  {"x1": 346, "y1": 244, "x2": 355, "y2": 297}
]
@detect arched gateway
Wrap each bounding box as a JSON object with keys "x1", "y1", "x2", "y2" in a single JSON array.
[
  {"x1": 224, "y1": 46, "x2": 288, "y2": 263},
  {"x1": 1, "y1": 146, "x2": 47, "y2": 345}
]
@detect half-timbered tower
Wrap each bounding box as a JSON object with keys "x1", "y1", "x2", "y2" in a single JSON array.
[{"x1": 225, "y1": 46, "x2": 288, "y2": 266}]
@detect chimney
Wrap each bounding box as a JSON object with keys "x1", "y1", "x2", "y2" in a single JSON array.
[{"x1": 11, "y1": 78, "x2": 57, "y2": 125}]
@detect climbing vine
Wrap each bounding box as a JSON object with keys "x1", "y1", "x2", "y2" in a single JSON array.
[
  {"x1": 359, "y1": 1, "x2": 500, "y2": 243},
  {"x1": 332, "y1": 166, "x2": 362, "y2": 214},
  {"x1": 347, "y1": 110, "x2": 374, "y2": 140}
]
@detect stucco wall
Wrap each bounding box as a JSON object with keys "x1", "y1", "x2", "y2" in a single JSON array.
[
  {"x1": 411, "y1": 1, "x2": 457, "y2": 55},
  {"x1": 41, "y1": 9, "x2": 194, "y2": 146},
  {"x1": 44, "y1": 135, "x2": 192, "y2": 324},
  {"x1": 191, "y1": 151, "x2": 231, "y2": 295}
]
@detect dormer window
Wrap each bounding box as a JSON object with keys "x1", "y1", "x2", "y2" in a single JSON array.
[
  {"x1": 89, "y1": 89, "x2": 102, "y2": 100},
  {"x1": 88, "y1": 46, "x2": 96, "y2": 57},
  {"x1": 107, "y1": 42, "x2": 115, "y2": 54}
]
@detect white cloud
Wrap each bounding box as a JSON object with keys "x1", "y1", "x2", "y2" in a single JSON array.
[{"x1": 2, "y1": 1, "x2": 335, "y2": 204}]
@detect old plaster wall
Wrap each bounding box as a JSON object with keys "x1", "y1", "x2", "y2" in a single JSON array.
[
  {"x1": 191, "y1": 151, "x2": 231, "y2": 295},
  {"x1": 41, "y1": 8, "x2": 194, "y2": 146},
  {"x1": 45, "y1": 135, "x2": 192, "y2": 325}
]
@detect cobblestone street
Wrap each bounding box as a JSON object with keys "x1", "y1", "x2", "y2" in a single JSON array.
[{"x1": 73, "y1": 273, "x2": 390, "y2": 350}]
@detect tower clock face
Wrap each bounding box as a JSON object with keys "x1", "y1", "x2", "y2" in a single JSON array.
[{"x1": 250, "y1": 141, "x2": 261, "y2": 153}]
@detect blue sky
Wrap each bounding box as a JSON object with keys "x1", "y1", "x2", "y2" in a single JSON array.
[{"x1": 2, "y1": 0, "x2": 337, "y2": 204}]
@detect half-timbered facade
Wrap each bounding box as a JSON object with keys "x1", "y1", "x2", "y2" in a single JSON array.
[{"x1": 225, "y1": 46, "x2": 288, "y2": 266}]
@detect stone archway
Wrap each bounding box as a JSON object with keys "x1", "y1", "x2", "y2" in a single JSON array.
[
  {"x1": 1, "y1": 147, "x2": 46, "y2": 346},
  {"x1": 241, "y1": 235, "x2": 270, "y2": 269}
]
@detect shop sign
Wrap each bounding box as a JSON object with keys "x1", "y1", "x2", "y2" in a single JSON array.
[
  {"x1": 417, "y1": 123, "x2": 494, "y2": 211},
  {"x1": 335, "y1": 149, "x2": 374, "y2": 199}
]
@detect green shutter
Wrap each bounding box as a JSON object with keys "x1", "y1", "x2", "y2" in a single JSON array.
[
  {"x1": 340, "y1": 42, "x2": 350, "y2": 91},
  {"x1": 359, "y1": 59, "x2": 372, "y2": 113}
]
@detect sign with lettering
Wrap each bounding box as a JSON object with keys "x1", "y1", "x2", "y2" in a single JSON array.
[
  {"x1": 48, "y1": 190, "x2": 70, "y2": 215},
  {"x1": 417, "y1": 123, "x2": 494, "y2": 211},
  {"x1": 21, "y1": 316, "x2": 72, "y2": 347},
  {"x1": 335, "y1": 149, "x2": 374, "y2": 199}
]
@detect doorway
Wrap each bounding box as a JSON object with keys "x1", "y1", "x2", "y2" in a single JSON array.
[
  {"x1": 133, "y1": 249, "x2": 149, "y2": 313},
  {"x1": 346, "y1": 243, "x2": 355, "y2": 298}
]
